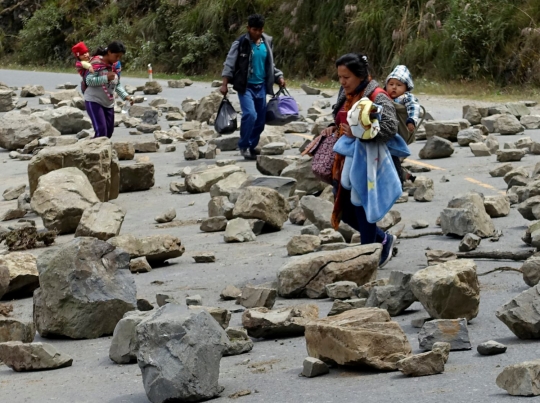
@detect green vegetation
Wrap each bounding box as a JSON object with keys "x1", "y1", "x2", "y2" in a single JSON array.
[{"x1": 2, "y1": 0, "x2": 540, "y2": 86}]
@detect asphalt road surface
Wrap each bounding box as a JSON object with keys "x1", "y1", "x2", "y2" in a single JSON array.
[{"x1": 0, "y1": 68, "x2": 537, "y2": 403}]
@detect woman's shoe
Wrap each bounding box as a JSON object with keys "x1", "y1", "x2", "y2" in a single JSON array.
[{"x1": 379, "y1": 233, "x2": 396, "y2": 268}]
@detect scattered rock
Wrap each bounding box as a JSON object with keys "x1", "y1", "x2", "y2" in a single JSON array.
[
  {"x1": 224, "y1": 327, "x2": 254, "y2": 356},
  {"x1": 0, "y1": 341, "x2": 73, "y2": 372},
  {"x1": 224, "y1": 218, "x2": 256, "y2": 243},
  {"x1": 477, "y1": 340, "x2": 507, "y2": 356},
  {"x1": 186, "y1": 165, "x2": 244, "y2": 193},
  {"x1": 377, "y1": 210, "x2": 402, "y2": 230},
  {"x1": 305, "y1": 308, "x2": 411, "y2": 370},
  {"x1": 0, "y1": 317, "x2": 35, "y2": 343},
  {"x1": 277, "y1": 244, "x2": 381, "y2": 299},
  {"x1": 239, "y1": 284, "x2": 277, "y2": 309},
  {"x1": 419, "y1": 136, "x2": 454, "y2": 159},
  {"x1": 261, "y1": 142, "x2": 286, "y2": 155},
  {"x1": 521, "y1": 115, "x2": 540, "y2": 130},
  {"x1": 242, "y1": 304, "x2": 319, "y2": 338},
  {"x1": 412, "y1": 220, "x2": 429, "y2": 229},
  {"x1": 413, "y1": 176, "x2": 435, "y2": 202},
  {"x1": 109, "y1": 311, "x2": 151, "y2": 364},
  {"x1": 75, "y1": 202, "x2": 126, "y2": 241},
  {"x1": 200, "y1": 216, "x2": 227, "y2": 232},
  {"x1": 325, "y1": 281, "x2": 357, "y2": 300},
  {"x1": 233, "y1": 187, "x2": 288, "y2": 230},
  {"x1": 410, "y1": 259, "x2": 480, "y2": 321},
  {"x1": 397, "y1": 349, "x2": 446, "y2": 377},
  {"x1": 458, "y1": 233, "x2": 481, "y2": 252},
  {"x1": 469, "y1": 142, "x2": 491, "y2": 156},
  {"x1": 137, "y1": 304, "x2": 227, "y2": 403},
  {"x1": 34, "y1": 238, "x2": 137, "y2": 339},
  {"x1": 257, "y1": 155, "x2": 297, "y2": 176},
  {"x1": 119, "y1": 162, "x2": 155, "y2": 193},
  {"x1": 496, "y1": 360, "x2": 540, "y2": 396},
  {"x1": 220, "y1": 285, "x2": 241, "y2": 301},
  {"x1": 0, "y1": 252, "x2": 39, "y2": 298},
  {"x1": 440, "y1": 193, "x2": 495, "y2": 238},
  {"x1": 143, "y1": 81, "x2": 162, "y2": 95},
  {"x1": 484, "y1": 195, "x2": 510, "y2": 218},
  {"x1": 130, "y1": 257, "x2": 152, "y2": 274},
  {"x1": 319, "y1": 228, "x2": 346, "y2": 244},
  {"x1": 424, "y1": 120, "x2": 470, "y2": 142},
  {"x1": 495, "y1": 114, "x2": 523, "y2": 135},
  {"x1": 365, "y1": 271, "x2": 417, "y2": 316},
  {"x1": 301, "y1": 84, "x2": 321, "y2": 95},
  {"x1": 0, "y1": 209, "x2": 26, "y2": 221},
  {"x1": 462, "y1": 105, "x2": 482, "y2": 125},
  {"x1": 154, "y1": 208, "x2": 176, "y2": 224},
  {"x1": 418, "y1": 319, "x2": 471, "y2": 351},
  {"x1": 208, "y1": 196, "x2": 235, "y2": 219},
  {"x1": 0, "y1": 114, "x2": 60, "y2": 150},
  {"x1": 302, "y1": 357, "x2": 329, "y2": 378},
  {"x1": 457, "y1": 127, "x2": 484, "y2": 146},
  {"x1": 497, "y1": 285, "x2": 540, "y2": 339},
  {"x1": 497, "y1": 149, "x2": 525, "y2": 163},
  {"x1": 287, "y1": 235, "x2": 321, "y2": 256},
  {"x1": 327, "y1": 298, "x2": 367, "y2": 316},
  {"x1": 33, "y1": 106, "x2": 92, "y2": 134},
  {"x1": 3, "y1": 184, "x2": 26, "y2": 201},
  {"x1": 192, "y1": 252, "x2": 216, "y2": 263},
  {"x1": 281, "y1": 155, "x2": 326, "y2": 194},
  {"x1": 186, "y1": 295, "x2": 203, "y2": 306}
]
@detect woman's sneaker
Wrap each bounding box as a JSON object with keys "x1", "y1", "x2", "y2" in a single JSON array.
[
  {"x1": 240, "y1": 148, "x2": 256, "y2": 160},
  {"x1": 379, "y1": 233, "x2": 396, "y2": 268}
]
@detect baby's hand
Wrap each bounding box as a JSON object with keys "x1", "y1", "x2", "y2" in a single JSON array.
[
  {"x1": 88, "y1": 66, "x2": 94, "y2": 73},
  {"x1": 407, "y1": 123, "x2": 415, "y2": 132}
]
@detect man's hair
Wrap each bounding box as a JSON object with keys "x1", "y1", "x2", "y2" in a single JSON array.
[{"x1": 248, "y1": 14, "x2": 265, "y2": 29}]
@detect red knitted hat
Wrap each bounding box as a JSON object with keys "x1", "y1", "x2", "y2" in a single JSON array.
[{"x1": 71, "y1": 42, "x2": 89, "y2": 57}]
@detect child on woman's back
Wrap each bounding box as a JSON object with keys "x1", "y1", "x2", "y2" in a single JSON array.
[
  {"x1": 71, "y1": 42, "x2": 94, "y2": 76},
  {"x1": 385, "y1": 65, "x2": 420, "y2": 133}
]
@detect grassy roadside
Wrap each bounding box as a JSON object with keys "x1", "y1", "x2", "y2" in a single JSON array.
[{"x1": 2, "y1": 62, "x2": 539, "y2": 103}]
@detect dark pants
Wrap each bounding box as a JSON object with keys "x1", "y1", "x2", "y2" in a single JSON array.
[
  {"x1": 85, "y1": 101, "x2": 115, "y2": 138},
  {"x1": 340, "y1": 188, "x2": 386, "y2": 244},
  {"x1": 238, "y1": 84, "x2": 266, "y2": 150}
]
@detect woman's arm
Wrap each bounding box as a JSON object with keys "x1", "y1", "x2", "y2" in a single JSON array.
[
  {"x1": 115, "y1": 82, "x2": 129, "y2": 101},
  {"x1": 85, "y1": 72, "x2": 108, "y2": 87}
]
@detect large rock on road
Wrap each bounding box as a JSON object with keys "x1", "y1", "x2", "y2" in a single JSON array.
[
  {"x1": 33, "y1": 106, "x2": 92, "y2": 134},
  {"x1": 108, "y1": 234, "x2": 185, "y2": 264},
  {"x1": 0, "y1": 114, "x2": 60, "y2": 150},
  {"x1": 497, "y1": 285, "x2": 540, "y2": 339},
  {"x1": 233, "y1": 186, "x2": 288, "y2": 230},
  {"x1": 33, "y1": 237, "x2": 137, "y2": 339}
]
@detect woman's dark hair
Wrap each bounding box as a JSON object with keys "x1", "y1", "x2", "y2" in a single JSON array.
[
  {"x1": 93, "y1": 41, "x2": 126, "y2": 57},
  {"x1": 248, "y1": 14, "x2": 265, "y2": 29},
  {"x1": 335, "y1": 53, "x2": 369, "y2": 78}
]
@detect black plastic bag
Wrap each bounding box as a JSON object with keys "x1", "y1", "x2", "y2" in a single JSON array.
[{"x1": 214, "y1": 96, "x2": 238, "y2": 135}]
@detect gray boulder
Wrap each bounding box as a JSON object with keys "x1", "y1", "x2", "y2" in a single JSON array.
[
  {"x1": 0, "y1": 317, "x2": 35, "y2": 343},
  {"x1": 0, "y1": 341, "x2": 73, "y2": 372},
  {"x1": 224, "y1": 218, "x2": 256, "y2": 243},
  {"x1": 522, "y1": 254, "x2": 540, "y2": 287},
  {"x1": 109, "y1": 311, "x2": 151, "y2": 364},
  {"x1": 239, "y1": 284, "x2": 277, "y2": 309},
  {"x1": 108, "y1": 234, "x2": 185, "y2": 264},
  {"x1": 440, "y1": 193, "x2": 495, "y2": 238},
  {"x1": 477, "y1": 340, "x2": 507, "y2": 356},
  {"x1": 458, "y1": 233, "x2": 481, "y2": 252},
  {"x1": 0, "y1": 114, "x2": 60, "y2": 150},
  {"x1": 224, "y1": 327, "x2": 254, "y2": 356},
  {"x1": 33, "y1": 237, "x2": 137, "y2": 339},
  {"x1": 419, "y1": 136, "x2": 454, "y2": 159},
  {"x1": 75, "y1": 202, "x2": 126, "y2": 240},
  {"x1": 365, "y1": 271, "x2": 417, "y2": 316},
  {"x1": 281, "y1": 155, "x2": 325, "y2": 194},
  {"x1": 495, "y1": 114, "x2": 523, "y2": 135},
  {"x1": 424, "y1": 119, "x2": 470, "y2": 141},
  {"x1": 418, "y1": 319, "x2": 471, "y2": 351},
  {"x1": 496, "y1": 285, "x2": 540, "y2": 339},
  {"x1": 497, "y1": 360, "x2": 540, "y2": 396},
  {"x1": 242, "y1": 304, "x2": 319, "y2": 338},
  {"x1": 233, "y1": 186, "x2": 288, "y2": 230},
  {"x1": 457, "y1": 127, "x2": 484, "y2": 146},
  {"x1": 33, "y1": 106, "x2": 92, "y2": 134},
  {"x1": 136, "y1": 304, "x2": 227, "y2": 403}
]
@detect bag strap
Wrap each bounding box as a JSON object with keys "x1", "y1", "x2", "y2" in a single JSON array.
[
  {"x1": 369, "y1": 87, "x2": 391, "y2": 102},
  {"x1": 276, "y1": 86, "x2": 291, "y2": 97}
]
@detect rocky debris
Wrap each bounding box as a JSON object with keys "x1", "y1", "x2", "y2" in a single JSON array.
[
  {"x1": 305, "y1": 308, "x2": 411, "y2": 370},
  {"x1": 209, "y1": 134, "x2": 240, "y2": 152},
  {"x1": 50, "y1": 89, "x2": 80, "y2": 105},
  {"x1": 34, "y1": 238, "x2": 137, "y2": 339},
  {"x1": 109, "y1": 311, "x2": 151, "y2": 364},
  {"x1": 440, "y1": 193, "x2": 495, "y2": 238},
  {"x1": 477, "y1": 340, "x2": 507, "y2": 356},
  {"x1": 169, "y1": 181, "x2": 186, "y2": 194},
  {"x1": 143, "y1": 81, "x2": 162, "y2": 95},
  {"x1": 484, "y1": 134, "x2": 500, "y2": 153},
  {"x1": 377, "y1": 210, "x2": 402, "y2": 231},
  {"x1": 33, "y1": 106, "x2": 92, "y2": 134},
  {"x1": 209, "y1": 172, "x2": 249, "y2": 198},
  {"x1": 289, "y1": 206, "x2": 307, "y2": 226},
  {"x1": 257, "y1": 155, "x2": 297, "y2": 176},
  {"x1": 261, "y1": 142, "x2": 286, "y2": 155},
  {"x1": 522, "y1": 221, "x2": 540, "y2": 247},
  {"x1": 281, "y1": 155, "x2": 326, "y2": 194},
  {"x1": 518, "y1": 196, "x2": 540, "y2": 220},
  {"x1": 484, "y1": 195, "x2": 510, "y2": 218},
  {"x1": 0, "y1": 252, "x2": 39, "y2": 298},
  {"x1": 300, "y1": 195, "x2": 357, "y2": 241},
  {"x1": 481, "y1": 114, "x2": 503, "y2": 133},
  {"x1": 410, "y1": 259, "x2": 480, "y2": 321},
  {"x1": 522, "y1": 254, "x2": 540, "y2": 286},
  {"x1": 224, "y1": 218, "x2": 256, "y2": 243},
  {"x1": 278, "y1": 244, "x2": 380, "y2": 299},
  {"x1": 220, "y1": 285, "x2": 241, "y2": 301},
  {"x1": 412, "y1": 176, "x2": 435, "y2": 202},
  {"x1": 0, "y1": 341, "x2": 73, "y2": 372},
  {"x1": 119, "y1": 162, "x2": 155, "y2": 193},
  {"x1": 136, "y1": 304, "x2": 227, "y2": 403},
  {"x1": 469, "y1": 142, "x2": 491, "y2": 156},
  {"x1": 239, "y1": 284, "x2": 277, "y2": 309},
  {"x1": 302, "y1": 357, "x2": 330, "y2": 378},
  {"x1": 496, "y1": 285, "x2": 540, "y2": 339},
  {"x1": 396, "y1": 348, "x2": 446, "y2": 377},
  {"x1": 287, "y1": 235, "x2": 321, "y2": 256},
  {"x1": 192, "y1": 252, "x2": 216, "y2": 263},
  {"x1": 184, "y1": 141, "x2": 199, "y2": 160},
  {"x1": 506, "y1": 102, "x2": 530, "y2": 118},
  {"x1": 132, "y1": 140, "x2": 159, "y2": 153},
  {"x1": 318, "y1": 228, "x2": 345, "y2": 244},
  {"x1": 325, "y1": 281, "x2": 357, "y2": 300},
  {"x1": 0, "y1": 209, "x2": 26, "y2": 221},
  {"x1": 0, "y1": 114, "x2": 60, "y2": 150},
  {"x1": 3, "y1": 184, "x2": 26, "y2": 201},
  {"x1": 301, "y1": 84, "x2": 321, "y2": 95},
  {"x1": 497, "y1": 149, "x2": 525, "y2": 162},
  {"x1": 186, "y1": 295, "x2": 203, "y2": 306},
  {"x1": 0, "y1": 317, "x2": 35, "y2": 343},
  {"x1": 419, "y1": 136, "x2": 455, "y2": 159},
  {"x1": 327, "y1": 298, "x2": 367, "y2": 316},
  {"x1": 31, "y1": 167, "x2": 99, "y2": 234},
  {"x1": 242, "y1": 304, "x2": 319, "y2": 338},
  {"x1": 20, "y1": 85, "x2": 45, "y2": 98},
  {"x1": 412, "y1": 220, "x2": 429, "y2": 229},
  {"x1": 28, "y1": 138, "x2": 119, "y2": 202},
  {"x1": 457, "y1": 127, "x2": 484, "y2": 146},
  {"x1": 224, "y1": 327, "x2": 254, "y2": 356},
  {"x1": 0, "y1": 89, "x2": 14, "y2": 112},
  {"x1": 496, "y1": 360, "x2": 540, "y2": 396},
  {"x1": 154, "y1": 208, "x2": 176, "y2": 224},
  {"x1": 208, "y1": 196, "x2": 235, "y2": 219},
  {"x1": 75, "y1": 202, "x2": 126, "y2": 241},
  {"x1": 425, "y1": 250, "x2": 456, "y2": 266},
  {"x1": 130, "y1": 257, "x2": 152, "y2": 274},
  {"x1": 495, "y1": 113, "x2": 523, "y2": 135},
  {"x1": 233, "y1": 187, "x2": 288, "y2": 230},
  {"x1": 301, "y1": 224, "x2": 320, "y2": 236},
  {"x1": 240, "y1": 175, "x2": 297, "y2": 199},
  {"x1": 108, "y1": 234, "x2": 184, "y2": 264},
  {"x1": 458, "y1": 233, "x2": 481, "y2": 252},
  {"x1": 168, "y1": 79, "x2": 190, "y2": 88},
  {"x1": 188, "y1": 306, "x2": 231, "y2": 329},
  {"x1": 463, "y1": 105, "x2": 482, "y2": 125},
  {"x1": 365, "y1": 271, "x2": 417, "y2": 316},
  {"x1": 418, "y1": 319, "x2": 471, "y2": 351},
  {"x1": 1, "y1": 226, "x2": 56, "y2": 252},
  {"x1": 186, "y1": 165, "x2": 244, "y2": 193},
  {"x1": 424, "y1": 120, "x2": 470, "y2": 142},
  {"x1": 113, "y1": 142, "x2": 135, "y2": 160},
  {"x1": 521, "y1": 115, "x2": 540, "y2": 129},
  {"x1": 200, "y1": 216, "x2": 227, "y2": 232}
]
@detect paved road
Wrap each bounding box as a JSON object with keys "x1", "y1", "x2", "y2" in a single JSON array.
[{"x1": 0, "y1": 69, "x2": 538, "y2": 403}]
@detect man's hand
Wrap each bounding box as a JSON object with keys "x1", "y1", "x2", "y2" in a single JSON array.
[
  {"x1": 219, "y1": 84, "x2": 228, "y2": 96},
  {"x1": 278, "y1": 77, "x2": 286, "y2": 87},
  {"x1": 407, "y1": 123, "x2": 415, "y2": 132},
  {"x1": 107, "y1": 71, "x2": 116, "y2": 82}
]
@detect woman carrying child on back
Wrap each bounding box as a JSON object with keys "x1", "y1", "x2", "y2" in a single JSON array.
[{"x1": 84, "y1": 41, "x2": 132, "y2": 139}]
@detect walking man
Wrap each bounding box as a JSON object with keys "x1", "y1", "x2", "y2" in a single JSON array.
[{"x1": 221, "y1": 14, "x2": 286, "y2": 160}]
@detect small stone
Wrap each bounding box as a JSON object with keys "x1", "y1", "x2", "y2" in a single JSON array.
[
  {"x1": 469, "y1": 142, "x2": 491, "y2": 157},
  {"x1": 327, "y1": 298, "x2": 366, "y2": 316},
  {"x1": 130, "y1": 257, "x2": 152, "y2": 274},
  {"x1": 431, "y1": 342, "x2": 451, "y2": 363},
  {"x1": 477, "y1": 340, "x2": 507, "y2": 356},
  {"x1": 497, "y1": 149, "x2": 525, "y2": 163},
  {"x1": 0, "y1": 209, "x2": 26, "y2": 222},
  {"x1": 154, "y1": 208, "x2": 176, "y2": 224},
  {"x1": 396, "y1": 351, "x2": 445, "y2": 377},
  {"x1": 220, "y1": 285, "x2": 241, "y2": 301},
  {"x1": 302, "y1": 357, "x2": 329, "y2": 378},
  {"x1": 192, "y1": 252, "x2": 216, "y2": 263},
  {"x1": 224, "y1": 218, "x2": 256, "y2": 243},
  {"x1": 411, "y1": 317, "x2": 431, "y2": 328},
  {"x1": 325, "y1": 281, "x2": 357, "y2": 300},
  {"x1": 458, "y1": 233, "x2": 481, "y2": 252},
  {"x1": 239, "y1": 284, "x2": 277, "y2": 309},
  {"x1": 170, "y1": 181, "x2": 186, "y2": 194},
  {"x1": 186, "y1": 295, "x2": 203, "y2": 306},
  {"x1": 496, "y1": 360, "x2": 540, "y2": 396},
  {"x1": 200, "y1": 216, "x2": 227, "y2": 232},
  {"x1": 301, "y1": 225, "x2": 320, "y2": 236},
  {"x1": 301, "y1": 84, "x2": 321, "y2": 95},
  {"x1": 156, "y1": 293, "x2": 172, "y2": 307},
  {"x1": 3, "y1": 184, "x2": 26, "y2": 201},
  {"x1": 137, "y1": 299, "x2": 154, "y2": 311},
  {"x1": 165, "y1": 145, "x2": 176, "y2": 152},
  {"x1": 287, "y1": 235, "x2": 321, "y2": 256},
  {"x1": 412, "y1": 220, "x2": 429, "y2": 229},
  {"x1": 319, "y1": 228, "x2": 346, "y2": 244}
]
